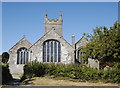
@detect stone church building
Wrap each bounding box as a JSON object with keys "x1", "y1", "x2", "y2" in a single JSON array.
[{"x1": 8, "y1": 13, "x2": 89, "y2": 74}]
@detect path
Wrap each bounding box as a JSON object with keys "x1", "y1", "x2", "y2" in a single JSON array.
[
  {"x1": 24, "y1": 77, "x2": 119, "y2": 87},
  {"x1": 1, "y1": 75, "x2": 119, "y2": 88},
  {"x1": 6, "y1": 74, "x2": 24, "y2": 85}
]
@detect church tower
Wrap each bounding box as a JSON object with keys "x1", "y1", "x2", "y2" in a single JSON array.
[{"x1": 44, "y1": 12, "x2": 63, "y2": 37}]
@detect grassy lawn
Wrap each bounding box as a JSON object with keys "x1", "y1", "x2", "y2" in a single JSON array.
[{"x1": 23, "y1": 76, "x2": 119, "y2": 86}]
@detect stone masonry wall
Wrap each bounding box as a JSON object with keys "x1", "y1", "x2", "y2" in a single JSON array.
[
  {"x1": 30, "y1": 29, "x2": 74, "y2": 64},
  {"x1": 9, "y1": 37, "x2": 32, "y2": 75}
]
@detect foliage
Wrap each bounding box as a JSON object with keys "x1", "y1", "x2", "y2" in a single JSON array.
[
  {"x1": 21, "y1": 22, "x2": 120, "y2": 83},
  {"x1": 2, "y1": 63, "x2": 13, "y2": 84},
  {"x1": 24, "y1": 60, "x2": 46, "y2": 77},
  {"x1": 2, "y1": 52, "x2": 9, "y2": 63},
  {"x1": 101, "y1": 63, "x2": 120, "y2": 83},
  {"x1": 21, "y1": 61, "x2": 120, "y2": 83},
  {"x1": 82, "y1": 22, "x2": 120, "y2": 63}
]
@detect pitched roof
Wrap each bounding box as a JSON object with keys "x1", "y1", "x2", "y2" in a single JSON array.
[
  {"x1": 75, "y1": 36, "x2": 88, "y2": 45},
  {"x1": 29, "y1": 28, "x2": 73, "y2": 49},
  {"x1": 9, "y1": 36, "x2": 32, "y2": 51}
]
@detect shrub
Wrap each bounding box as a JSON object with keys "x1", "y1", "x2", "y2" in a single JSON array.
[
  {"x1": 21, "y1": 61, "x2": 120, "y2": 83},
  {"x1": 2, "y1": 52, "x2": 9, "y2": 63},
  {"x1": 102, "y1": 63, "x2": 120, "y2": 83},
  {"x1": 2, "y1": 63, "x2": 13, "y2": 84},
  {"x1": 54, "y1": 63, "x2": 65, "y2": 77},
  {"x1": 23, "y1": 61, "x2": 47, "y2": 79},
  {"x1": 45, "y1": 63, "x2": 57, "y2": 76},
  {"x1": 64, "y1": 64, "x2": 82, "y2": 79}
]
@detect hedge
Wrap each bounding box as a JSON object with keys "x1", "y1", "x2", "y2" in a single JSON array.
[{"x1": 21, "y1": 61, "x2": 120, "y2": 83}]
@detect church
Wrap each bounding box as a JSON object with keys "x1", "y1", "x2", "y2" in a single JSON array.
[{"x1": 8, "y1": 12, "x2": 89, "y2": 74}]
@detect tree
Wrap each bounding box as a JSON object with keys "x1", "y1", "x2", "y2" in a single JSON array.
[
  {"x1": 82, "y1": 22, "x2": 120, "y2": 63},
  {"x1": 2, "y1": 52, "x2": 9, "y2": 63}
]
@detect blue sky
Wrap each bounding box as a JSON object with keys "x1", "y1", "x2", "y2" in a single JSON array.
[{"x1": 2, "y1": 2, "x2": 118, "y2": 54}]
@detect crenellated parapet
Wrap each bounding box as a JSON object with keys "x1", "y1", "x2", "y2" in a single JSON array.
[
  {"x1": 44, "y1": 12, "x2": 63, "y2": 36},
  {"x1": 44, "y1": 18, "x2": 62, "y2": 24},
  {"x1": 44, "y1": 11, "x2": 62, "y2": 24}
]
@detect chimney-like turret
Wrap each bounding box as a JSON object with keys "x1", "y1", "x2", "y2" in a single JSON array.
[{"x1": 72, "y1": 34, "x2": 75, "y2": 47}]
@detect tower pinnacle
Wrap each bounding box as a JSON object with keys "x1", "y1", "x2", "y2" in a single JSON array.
[
  {"x1": 45, "y1": 11, "x2": 48, "y2": 18},
  {"x1": 59, "y1": 11, "x2": 62, "y2": 19}
]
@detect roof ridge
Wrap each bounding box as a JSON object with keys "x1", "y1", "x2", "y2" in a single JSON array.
[
  {"x1": 9, "y1": 37, "x2": 32, "y2": 51},
  {"x1": 29, "y1": 28, "x2": 73, "y2": 49},
  {"x1": 29, "y1": 28, "x2": 53, "y2": 49},
  {"x1": 53, "y1": 29, "x2": 73, "y2": 48},
  {"x1": 75, "y1": 36, "x2": 88, "y2": 44}
]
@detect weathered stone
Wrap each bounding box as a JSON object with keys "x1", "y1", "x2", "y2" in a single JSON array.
[
  {"x1": 8, "y1": 13, "x2": 89, "y2": 76},
  {"x1": 75, "y1": 36, "x2": 89, "y2": 62},
  {"x1": 88, "y1": 58, "x2": 99, "y2": 70},
  {"x1": 9, "y1": 37, "x2": 32, "y2": 75}
]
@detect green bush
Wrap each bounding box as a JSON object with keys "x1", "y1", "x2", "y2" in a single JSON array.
[
  {"x1": 21, "y1": 60, "x2": 47, "y2": 81},
  {"x1": 2, "y1": 63, "x2": 13, "y2": 84},
  {"x1": 102, "y1": 63, "x2": 120, "y2": 83},
  {"x1": 2, "y1": 52, "x2": 9, "y2": 63},
  {"x1": 64, "y1": 64, "x2": 82, "y2": 79},
  {"x1": 21, "y1": 61, "x2": 120, "y2": 83}
]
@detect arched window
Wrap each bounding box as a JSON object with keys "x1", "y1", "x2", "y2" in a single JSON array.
[
  {"x1": 77, "y1": 48, "x2": 85, "y2": 63},
  {"x1": 43, "y1": 40, "x2": 61, "y2": 62},
  {"x1": 17, "y1": 47, "x2": 28, "y2": 64}
]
